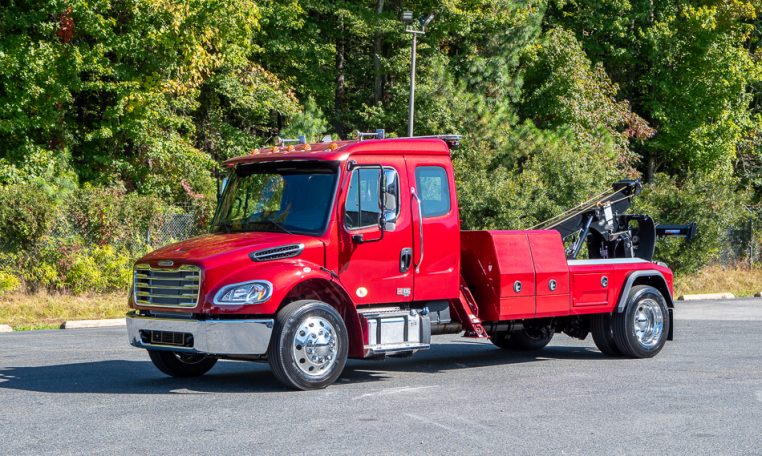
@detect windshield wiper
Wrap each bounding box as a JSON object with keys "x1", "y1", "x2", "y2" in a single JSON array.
[
  {"x1": 244, "y1": 220, "x2": 294, "y2": 235},
  {"x1": 212, "y1": 222, "x2": 233, "y2": 234}
]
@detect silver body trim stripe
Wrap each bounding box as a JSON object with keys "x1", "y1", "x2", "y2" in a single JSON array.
[{"x1": 568, "y1": 258, "x2": 649, "y2": 266}]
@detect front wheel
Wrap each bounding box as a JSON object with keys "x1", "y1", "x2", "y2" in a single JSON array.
[
  {"x1": 148, "y1": 350, "x2": 217, "y2": 377},
  {"x1": 612, "y1": 285, "x2": 670, "y2": 358},
  {"x1": 268, "y1": 300, "x2": 349, "y2": 390}
]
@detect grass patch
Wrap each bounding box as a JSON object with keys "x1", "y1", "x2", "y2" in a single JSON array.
[
  {"x1": 0, "y1": 291, "x2": 129, "y2": 330},
  {"x1": 674, "y1": 266, "x2": 762, "y2": 298}
]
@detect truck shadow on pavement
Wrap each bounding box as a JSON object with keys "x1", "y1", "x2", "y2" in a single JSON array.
[{"x1": 0, "y1": 342, "x2": 604, "y2": 394}]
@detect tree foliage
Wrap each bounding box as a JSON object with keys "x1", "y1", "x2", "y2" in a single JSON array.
[{"x1": 2, "y1": 0, "x2": 762, "y2": 287}]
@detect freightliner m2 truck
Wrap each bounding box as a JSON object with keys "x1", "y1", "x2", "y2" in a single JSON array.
[{"x1": 127, "y1": 134, "x2": 688, "y2": 390}]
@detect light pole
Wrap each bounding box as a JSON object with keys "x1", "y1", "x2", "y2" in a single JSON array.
[{"x1": 403, "y1": 11, "x2": 434, "y2": 137}]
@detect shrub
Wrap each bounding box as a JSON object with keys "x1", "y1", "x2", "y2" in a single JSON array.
[
  {"x1": 0, "y1": 182, "x2": 56, "y2": 250},
  {"x1": 0, "y1": 181, "x2": 203, "y2": 294},
  {"x1": 635, "y1": 170, "x2": 749, "y2": 273},
  {"x1": 0, "y1": 271, "x2": 21, "y2": 295}
]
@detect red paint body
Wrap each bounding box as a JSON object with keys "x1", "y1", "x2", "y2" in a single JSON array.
[{"x1": 131, "y1": 138, "x2": 674, "y2": 356}]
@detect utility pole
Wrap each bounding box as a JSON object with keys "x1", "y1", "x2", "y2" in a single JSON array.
[{"x1": 402, "y1": 11, "x2": 434, "y2": 137}]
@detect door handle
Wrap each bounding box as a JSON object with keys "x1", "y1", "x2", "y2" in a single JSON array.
[
  {"x1": 411, "y1": 187, "x2": 424, "y2": 272},
  {"x1": 400, "y1": 248, "x2": 413, "y2": 273}
]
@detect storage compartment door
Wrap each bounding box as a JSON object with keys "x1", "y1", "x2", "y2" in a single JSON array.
[
  {"x1": 571, "y1": 272, "x2": 611, "y2": 307},
  {"x1": 528, "y1": 232, "x2": 570, "y2": 317},
  {"x1": 492, "y1": 233, "x2": 535, "y2": 319}
]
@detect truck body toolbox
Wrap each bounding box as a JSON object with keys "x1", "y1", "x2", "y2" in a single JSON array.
[{"x1": 461, "y1": 230, "x2": 571, "y2": 321}]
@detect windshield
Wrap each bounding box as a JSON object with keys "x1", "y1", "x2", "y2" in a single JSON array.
[{"x1": 212, "y1": 162, "x2": 339, "y2": 236}]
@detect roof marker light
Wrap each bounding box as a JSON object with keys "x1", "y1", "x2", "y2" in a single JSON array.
[
  {"x1": 329, "y1": 142, "x2": 338, "y2": 150},
  {"x1": 357, "y1": 129, "x2": 386, "y2": 141}
]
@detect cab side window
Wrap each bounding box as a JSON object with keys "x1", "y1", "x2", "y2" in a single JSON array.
[
  {"x1": 345, "y1": 167, "x2": 400, "y2": 230},
  {"x1": 415, "y1": 166, "x2": 450, "y2": 217}
]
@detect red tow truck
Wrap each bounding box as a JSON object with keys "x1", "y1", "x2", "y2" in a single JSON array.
[{"x1": 127, "y1": 133, "x2": 688, "y2": 390}]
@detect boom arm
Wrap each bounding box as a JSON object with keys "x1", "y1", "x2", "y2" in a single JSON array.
[{"x1": 533, "y1": 179, "x2": 696, "y2": 261}]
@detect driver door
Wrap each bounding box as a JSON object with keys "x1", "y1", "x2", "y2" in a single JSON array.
[{"x1": 337, "y1": 157, "x2": 414, "y2": 305}]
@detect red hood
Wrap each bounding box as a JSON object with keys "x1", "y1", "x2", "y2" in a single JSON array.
[{"x1": 139, "y1": 232, "x2": 325, "y2": 267}]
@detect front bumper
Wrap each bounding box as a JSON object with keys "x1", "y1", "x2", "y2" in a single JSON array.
[{"x1": 126, "y1": 313, "x2": 274, "y2": 356}]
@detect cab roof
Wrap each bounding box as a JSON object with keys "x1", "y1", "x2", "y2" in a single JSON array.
[{"x1": 223, "y1": 137, "x2": 452, "y2": 168}]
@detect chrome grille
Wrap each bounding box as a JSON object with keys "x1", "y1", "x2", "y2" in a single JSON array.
[
  {"x1": 249, "y1": 243, "x2": 304, "y2": 262},
  {"x1": 133, "y1": 264, "x2": 201, "y2": 308}
]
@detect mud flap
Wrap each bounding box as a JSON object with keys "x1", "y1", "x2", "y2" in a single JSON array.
[{"x1": 668, "y1": 307, "x2": 674, "y2": 341}]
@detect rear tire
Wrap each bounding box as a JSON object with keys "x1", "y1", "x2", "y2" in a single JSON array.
[
  {"x1": 489, "y1": 331, "x2": 514, "y2": 349},
  {"x1": 591, "y1": 314, "x2": 622, "y2": 356},
  {"x1": 148, "y1": 350, "x2": 217, "y2": 377},
  {"x1": 510, "y1": 324, "x2": 554, "y2": 351},
  {"x1": 612, "y1": 285, "x2": 670, "y2": 358},
  {"x1": 268, "y1": 300, "x2": 348, "y2": 390}
]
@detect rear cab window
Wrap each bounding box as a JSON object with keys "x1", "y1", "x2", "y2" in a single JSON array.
[{"x1": 415, "y1": 166, "x2": 451, "y2": 218}]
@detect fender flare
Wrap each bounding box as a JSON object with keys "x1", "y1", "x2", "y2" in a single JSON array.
[
  {"x1": 280, "y1": 268, "x2": 365, "y2": 358},
  {"x1": 616, "y1": 269, "x2": 674, "y2": 341},
  {"x1": 616, "y1": 270, "x2": 674, "y2": 313}
]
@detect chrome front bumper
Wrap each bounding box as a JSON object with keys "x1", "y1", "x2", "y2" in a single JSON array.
[{"x1": 126, "y1": 313, "x2": 274, "y2": 355}]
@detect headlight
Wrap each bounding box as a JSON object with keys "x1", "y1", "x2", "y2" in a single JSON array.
[{"x1": 213, "y1": 281, "x2": 272, "y2": 305}]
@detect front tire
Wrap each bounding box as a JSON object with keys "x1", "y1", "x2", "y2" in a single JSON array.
[
  {"x1": 612, "y1": 285, "x2": 670, "y2": 358},
  {"x1": 268, "y1": 300, "x2": 349, "y2": 390},
  {"x1": 148, "y1": 350, "x2": 217, "y2": 377}
]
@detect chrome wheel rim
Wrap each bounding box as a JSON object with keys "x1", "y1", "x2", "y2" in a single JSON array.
[
  {"x1": 633, "y1": 298, "x2": 664, "y2": 349},
  {"x1": 292, "y1": 316, "x2": 338, "y2": 377}
]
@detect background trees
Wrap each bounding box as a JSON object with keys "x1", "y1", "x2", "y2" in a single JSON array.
[{"x1": 1, "y1": 0, "x2": 761, "y2": 292}]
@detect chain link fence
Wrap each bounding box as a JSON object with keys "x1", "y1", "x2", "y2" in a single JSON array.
[
  {"x1": 720, "y1": 209, "x2": 762, "y2": 267},
  {"x1": 146, "y1": 203, "x2": 209, "y2": 248}
]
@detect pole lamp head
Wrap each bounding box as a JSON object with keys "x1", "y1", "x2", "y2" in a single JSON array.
[
  {"x1": 402, "y1": 10, "x2": 414, "y2": 24},
  {"x1": 421, "y1": 14, "x2": 435, "y2": 30}
]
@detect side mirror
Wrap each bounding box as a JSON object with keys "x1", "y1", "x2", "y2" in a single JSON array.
[{"x1": 348, "y1": 165, "x2": 399, "y2": 243}]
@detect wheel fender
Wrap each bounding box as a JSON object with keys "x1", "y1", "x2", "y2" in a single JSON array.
[
  {"x1": 616, "y1": 270, "x2": 674, "y2": 341},
  {"x1": 206, "y1": 259, "x2": 331, "y2": 315},
  {"x1": 616, "y1": 270, "x2": 673, "y2": 312},
  {"x1": 280, "y1": 269, "x2": 365, "y2": 358}
]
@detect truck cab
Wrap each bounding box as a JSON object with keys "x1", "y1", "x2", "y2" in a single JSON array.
[{"x1": 127, "y1": 136, "x2": 675, "y2": 390}]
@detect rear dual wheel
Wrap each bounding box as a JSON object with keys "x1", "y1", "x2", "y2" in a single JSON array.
[
  {"x1": 490, "y1": 324, "x2": 554, "y2": 351},
  {"x1": 611, "y1": 285, "x2": 670, "y2": 358},
  {"x1": 591, "y1": 313, "x2": 622, "y2": 356}
]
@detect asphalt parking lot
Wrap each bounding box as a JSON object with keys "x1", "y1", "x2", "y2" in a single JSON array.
[{"x1": 1, "y1": 299, "x2": 761, "y2": 455}]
